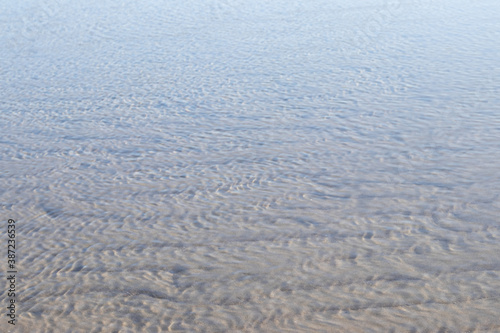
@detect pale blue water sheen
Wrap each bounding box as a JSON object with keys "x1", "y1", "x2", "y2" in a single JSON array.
[{"x1": 1, "y1": 0, "x2": 500, "y2": 332}]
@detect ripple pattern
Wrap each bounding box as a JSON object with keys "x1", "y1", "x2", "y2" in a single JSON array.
[{"x1": 1, "y1": 0, "x2": 500, "y2": 332}]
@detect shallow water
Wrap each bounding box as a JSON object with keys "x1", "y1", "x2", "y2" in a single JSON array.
[{"x1": 1, "y1": 0, "x2": 500, "y2": 332}]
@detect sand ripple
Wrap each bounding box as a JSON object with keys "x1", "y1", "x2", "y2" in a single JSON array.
[{"x1": 1, "y1": 0, "x2": 500, "y2": 331}]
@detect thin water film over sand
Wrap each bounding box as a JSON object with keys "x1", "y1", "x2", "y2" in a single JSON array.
[{"x1": 1, "y1": 0, "x2": 499, "y2": 332}]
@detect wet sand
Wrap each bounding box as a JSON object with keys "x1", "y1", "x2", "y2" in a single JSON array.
[{"x1": 1, "y1": 0, "x2": 500, "y2": 332}]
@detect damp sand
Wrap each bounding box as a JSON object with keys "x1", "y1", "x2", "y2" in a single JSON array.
[{"x1": 1, "y1": 0, "x2": 500, "y2": 332}]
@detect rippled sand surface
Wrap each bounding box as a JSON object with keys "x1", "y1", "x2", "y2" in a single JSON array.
[{"x1": 1, "y1": 0, "x2": 500, "y2": 332}]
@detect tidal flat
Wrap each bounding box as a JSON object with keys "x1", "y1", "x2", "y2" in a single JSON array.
[{"x1": 1, "y1": 0, "x2": 499, "y2": 332}]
